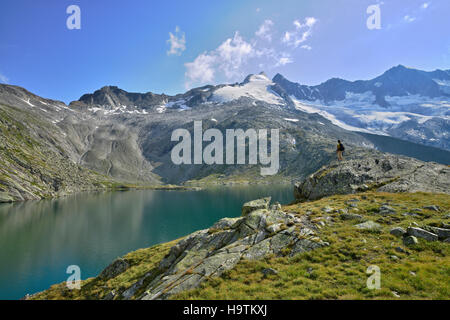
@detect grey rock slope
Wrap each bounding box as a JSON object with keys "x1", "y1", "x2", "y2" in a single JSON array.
[
  {"x1": 0, "y1": 102, "x2": 116, "y2": 202},
  {"x1": 104, "y1": 197, "x2": 328, "y2": 300},
  {"x1": 294, "y1": 154, "x2": 450, "y2": 201}
]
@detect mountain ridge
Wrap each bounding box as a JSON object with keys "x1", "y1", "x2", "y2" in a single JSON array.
[{"x1": 0, "y1": 64, "x2": 449, "y2": 202}]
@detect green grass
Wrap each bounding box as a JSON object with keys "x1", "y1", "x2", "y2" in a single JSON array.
[{"x1": 173, "y1": 192, "x2": 450, "y2": 300}]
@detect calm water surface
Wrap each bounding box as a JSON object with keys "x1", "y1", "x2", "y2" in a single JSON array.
[{"x1": 0, "y1": 185, "x2": 293, "y2": 300}]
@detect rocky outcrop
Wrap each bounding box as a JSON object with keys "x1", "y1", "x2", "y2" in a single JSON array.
[
  {"x1": 294, "y1": 155, "x2": 450, "y2": 201},
  {"x1": 106, "y1": 197, "x2": 328, "y2": 300},
  {"x1": 99, "y1": 258, "x2": 130, "y2": 280},
  {"x1": 394, "y1": 224, "x2": 450, "y2": 246}
]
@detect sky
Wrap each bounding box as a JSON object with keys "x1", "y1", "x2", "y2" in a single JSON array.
[{"x1": 0, "y1": 0, "x2": 449, "y2": 104}]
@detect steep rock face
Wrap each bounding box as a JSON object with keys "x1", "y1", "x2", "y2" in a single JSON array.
[
  {"x1": 105, "y1": 197, "x2": 328, "y2": 300},
  {"x1": 294, "y1": 155, "x2": 450, "y2": 201}
]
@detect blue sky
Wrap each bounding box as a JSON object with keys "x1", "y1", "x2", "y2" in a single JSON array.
[{"x1": 0, "y1": 0, "x2": 449, "y2": 103}]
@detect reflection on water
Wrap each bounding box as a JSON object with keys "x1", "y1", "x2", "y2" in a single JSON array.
[{"x1": 0, "y1": 185, "x2": 293, "y2": 299}]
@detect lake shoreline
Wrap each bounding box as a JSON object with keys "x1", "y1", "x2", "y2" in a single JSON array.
[
  {"x1": 0, "y1": 185, "x2": 295, "y2": 300},
  {"x1": 0, "y1": 177, "x2": 295, "y2": 205}
]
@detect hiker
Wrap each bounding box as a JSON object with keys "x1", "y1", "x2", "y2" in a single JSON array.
[{"x1": 336, "y1": 140, "x2": 345, "y2": 161}]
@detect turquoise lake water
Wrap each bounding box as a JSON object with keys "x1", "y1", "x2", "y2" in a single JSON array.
[{"x1": 0, "y1": 185, "x2": 293, "y2": 300}]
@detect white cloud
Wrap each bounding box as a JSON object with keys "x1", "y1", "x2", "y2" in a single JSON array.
[
  {"x1": 167, "y1": 26, "x2": 186, "y2": 56},
  {"x1": 256, "y1": 8, "x2": 261, "y2": 13},
  {"x1": 0, "y1": 73, "x2": 8, "y2": 83},
  {"x1": 422, "y1": 2, "x2": 430, "y2": 9},
  {"x1": 216, "y1": 32, "x2": 255, "y2": 79},
  {"x1": 403, "y1": 15, "x2": 416, "y2": 23},
  {"x1": 184, "y1": 52, "x2": 216, "y2": 85},
  {"x1": 275, "y1": 55, "x2": 293, "y2": 67},
  {"x1": 184, "y1": 17, "x2": 318, "y2": 88},
  {"x1": 282, "y1": 17, "x2": 317, "y2": 47},
  {"x1": 255, "y1": 19, "x2": 274, "y2": 41},
  {"x1": 184, "y1": 32, "x2": 255, "y2": 87}
]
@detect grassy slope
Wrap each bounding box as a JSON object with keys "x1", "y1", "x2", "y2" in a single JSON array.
[
  {"x1": 31, "y1": 192, "x2": 449, "y2": 300},
  {"x1": 175, "y1": 192, "x2": 450, "y2": 300}
]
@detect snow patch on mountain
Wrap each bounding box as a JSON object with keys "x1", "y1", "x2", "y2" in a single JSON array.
[
  {"x1": 211, "y1": 73, "x2": 285, "y2": 105},
  {"x1": 291, "y1": 97, "x2": 381, "y2": 134},
  {"x1": 19, "y1": 98, "x2": 35, "y2": 108},
  {"x1": 289, "y1": 90, "x2": 450, "y2": 141},
  {"x1": 89, "y1": 105, "x2": 149, "y2": 115},
  {"x1": 156, "y1": 105, "x2": 166, "y2": 113},
  {"x1": 433, "y1": 79, "x2": 450, "y2": 94}
]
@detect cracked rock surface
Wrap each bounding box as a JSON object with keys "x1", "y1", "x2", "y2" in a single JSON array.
[{"x1": 112, "y1": 197, "x2": 328, "y2": 300}]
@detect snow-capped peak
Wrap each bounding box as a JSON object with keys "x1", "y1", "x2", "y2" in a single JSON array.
[
  {"x1": 242, "y1": 72, "x2": 271, "y2": 84},
  {"x1": 210, "y1": 72, "x2": 285, "y2": 105}
]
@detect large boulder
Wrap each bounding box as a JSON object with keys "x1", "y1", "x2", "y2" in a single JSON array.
[
  {"x1": 407, "y1": 227, "x2": 438, "y2": 241},
  {"x1": 99, "y1": 258, "x2": 130, "y2": 280},
  {"x1": 426, "y1": 227, "x2": 450, "y2": 240},
  {"x1": 390, "y1": 227, "x2": 407, "y2": 237},
  {"x1": 241, "y1": 197, "x2": 271, "y2": 216},
  {"x1": 355, "y1": 221, "x2": 382, "y2": 231},
  {"x1": 0, "y1": 192, "x2": 14, "y2": 203},
  {"x1": 294, "y1": 155, "x2": 449, "y2": 201}
]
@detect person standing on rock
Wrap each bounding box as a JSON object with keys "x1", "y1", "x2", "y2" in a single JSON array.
[{"x1": 336, "y1": 140, "x2": 345, "y2": 161}]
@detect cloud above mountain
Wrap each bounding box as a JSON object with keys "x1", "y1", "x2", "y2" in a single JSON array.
[
  {"x1": 184, "y1": 17, "x2": 317, "y2": 88},
  {"x1": 0, "y1": 73, "x2": 8, "y2": 84},
  {"x1": 167, "y1": 26, "x2": 186, "y2": 56},
  {"x1": 282, "y1": 17, "x2": 317, "y2": 48},
  {"x1": 255, "y1": 19, "x2": 274, "y2": 42}
]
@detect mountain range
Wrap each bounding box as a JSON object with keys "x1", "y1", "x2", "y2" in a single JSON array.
[
  {"x1": 273, "y1": 65, "x2": 450, "y2": 149},
  {"x1": 73, "y1": 65, "x2": 450, "y2": 150},
  {"x1": 0, "y1": 65, "x2": 449, "y2": 201}
]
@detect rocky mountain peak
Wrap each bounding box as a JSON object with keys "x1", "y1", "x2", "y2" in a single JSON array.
[{"x1": 272, "y1": 73, "x2": 289, "y2": 83}]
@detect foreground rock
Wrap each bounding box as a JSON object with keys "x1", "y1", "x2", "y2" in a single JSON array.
[
  {"x1": 355, "y1": 221, "x2": 382, "y2": 231},
  {"x1": 99, "y1": 258, "x2": 130, "y2": 280},
  {"x1": 407, "y1": 227, "x2": 438, "y2": 242},
  {"x1": 294, "y1": 154, "x2": 450, "y2": 201},
  {"x1": 105, "y1": 197, "x2": 328, "y2": 300}
]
